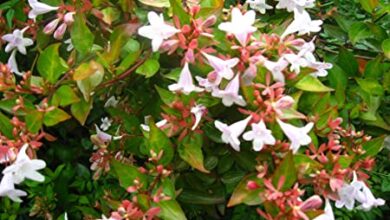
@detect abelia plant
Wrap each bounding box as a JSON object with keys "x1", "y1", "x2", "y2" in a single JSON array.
[{"x1": 0, "y1": 0, "x2": 389, "y2": 219}]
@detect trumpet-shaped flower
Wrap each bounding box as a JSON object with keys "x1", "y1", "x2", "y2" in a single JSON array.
[
  {"x1": 0, "y1": 174, "x2": 27, "y2": 202},
  {"x1": 283, "y1": 53, "x2": 308, "y2": 74},
  {"x1": 263, "y1": 58, "x2": 289, "y2": 83},
  {"x1": 2, "y1": 28, "x2": 33, "y2": 55},
  {"x1": 243, "y1": 120, "x2": 276, "y2": 151},
  {"x1": 281, "y1": 9, "x2": 323, "y2": 39},
  {"x1": 212, "y1": 74, "x2": 246, "y2": 107},
  {"x1": 191, "y1": 104, "x2": 207, "y2": 130},
  {"x1": 100, "y1": 117, "x2": 113, "y2": 131},
  {"x1": 28, "y1": 0, "x2": 59, "y2": 21},
  {"x1": 277, "y1": 119, "x2": 313, "y2": 153},
  {"x1": 247, "y1": 0, "x2": 273, "y2": 14},
  {"x1": 276, "y1": 0, "x2": 315, "y2": 12},
  {"x1": 2, "y1": 144, "x2": 46, "y2": 184},
  {"x1": 335, "y1": 171, "x2": 366, "y2": 210},
  {"x1": 215, "y1": 116, "x2": 252, "y2": 151},
  {"x1": 313, "y1": 199, "x2": 334, "y2": 220},
  {"x1": 357, "y1": 182, "x2": 385, "y2": 211},
  {"x1": 218, "y1": 8, "x2": 257, "y2": 46},
  {"x1": 7, "y1": 50, "x2": 23, "y2": 76},
  {"x1": 138, "y1": 11, "x2": 180, "y2": 51},
  {"x1": 168, "y1": 63, "x2": 204, "y2": 95},
  {"x1": 202, "y1": 52, "x2": 239, "y2": 80}
]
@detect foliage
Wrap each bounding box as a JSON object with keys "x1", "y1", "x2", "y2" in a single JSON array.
[{"x1": 0, "y1": 0, "x2": 389, "y2": 220}]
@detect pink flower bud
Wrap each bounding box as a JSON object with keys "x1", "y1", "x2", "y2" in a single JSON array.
[
  {"x1": 126, "y1": 186, "x2": 137, "y2": 193},
  {"x1": 300, "y1": 195, "x2": 323, "y2": 211},
  {"x1": 43, "y1": 18, "x2": 60, "y2": 35},
  {"x1": 202, "y1": 15, "x2": 217, "y2": 27},
  {"x1": 247, "y1": 181, "x2": 259, "y2": 190},
  {"x1": 54, "y1": 23, "x2": 67, "y2": 40},
  {"x1": 64, "y1": 12, "x2": 75, "y2": 25}
]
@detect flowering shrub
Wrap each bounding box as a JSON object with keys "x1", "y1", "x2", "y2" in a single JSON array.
[{"x1": 0, "y1": 0, "x2": 389, "y2": 219}]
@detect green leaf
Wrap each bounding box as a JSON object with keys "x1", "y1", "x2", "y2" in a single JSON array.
[
  {"x1": 76, "y1": 61, "x2": 104, "y2": 101},
  {"x1": 227, "y1": 174, "x2": 263, "y2": 207},
  {"x1": 37, "y1": 43, "x2": 69, "y2": 83},
  {"x1": 43, "y1": 108, "x2": 71, "y2": 126},
  {"x1": 25, "y1": 110, "x2": 44, "y2": 134},
  {"x1": 147, "y1": 118, "x2": 174, "y2": 165},
  {"x1": 328, "y1": 64, "x2": 348, "y2": 107},
  {"x1": 359, "y1": 0, "x2": 379, "y2": 13},
  {"x1": 0, "y1": 112, "x2": 13, "y2": 138},
  {"x1": 294, "y1": 75, "x2": 334, "y2": 92},
  {"x1": 272, "y1": 151, "x2": 297, "y2": 191},
  {"x1": 111, "y1": 160, "x2": 148, "y2": 189},
  {"x1": 382, "y1": 38, "x2": 390, "y2": 59},
  {"x1": 102, "y1": 24, "x2": 138, "y2": 64},
  {"x1": 356, "y1": 78, "x2": 384, "y2": 96},
  {"x1": 155, "y1": 85, "x2": 175, "y2": 105},
  {"x1": 178, "y1": 134, "x2": 208, "y2": 173},
  {"x1": 337, "y1": 48, "x2": 359, "y2": 76},
  {"x1": 136, "y1": 59, "x2": 160, "y2": 78},
  {"x1": 71, "y1": 99, "x2": 92, "y2": 125},
  {"x1": 362, "y1": 136, "x2": 386, "y2": 158},
  {"x1": 169, "y1": 0, "x2": 190, "y2": 24},
  {"x1": 52, "y1": 85, "x2": 80, "y2": 107},
  {"x1": 178, "y1": 190, "x2": 225, "y2": 205},
  {"x1": 348, "y1": 22, "x2": 371, "y2": 44},
  {"x1": 71, "y1": 14, "x2": 95, "y2": 57},
  {"x1": 157, "y1": 200, "x2": 187, "y2": 220}
]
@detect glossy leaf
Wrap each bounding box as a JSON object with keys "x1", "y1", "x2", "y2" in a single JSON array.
[
  {"x1": 227, "y1": 174, "x2": 263, "y2": 207},
  {"x1": 178, "y1": 134, "x2": 209, "y2": 173},
  {"x1": 71, "y1": 14, "x2": 95, "y2": 57},
  {"x1": 111, "y1": 160, "x2": 148, "y2": 189},
  {"x1": 52, "y1": 85, "x2": 80, "y2": 107},
  {"x1": 157, "y1": 200, "x2": 187, "y2": 220},
  {"x1": 271, "y1": 151, "x2": 297, "y2": 191},
  {"x1": 71, "y1": 99, "x2": 92, "y2": 125},
  {"x1": 294, "y1": 75, "x2": 334, "y2": 92},
  {"x1": 37, "y1": 43, "x2": 69, "y2": 84},
  {"x1": 43, "y1": 108, "x2": 71, "y2": 126},
  {"x1": 147, "y1": 118, "x2": 174, "y2": 165},
  {"x1": 136, "y1": 59, "x2": 160, "y2": 78},
  {"x1": 25, "y1": 110, "x2": 44, "y2": 134}
]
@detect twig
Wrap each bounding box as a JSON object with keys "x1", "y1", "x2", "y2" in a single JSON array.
[{"x1": 98, "y1": 51, "x2": 151, "y2": 89}]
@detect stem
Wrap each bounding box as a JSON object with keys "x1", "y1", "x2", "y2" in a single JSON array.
[{"x1": 98, "y1": 51, "x2": 151, "y2": 89}]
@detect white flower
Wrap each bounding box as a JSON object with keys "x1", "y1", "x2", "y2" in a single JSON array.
[
  {"x1": 140, "y1": 119, "x2": 168, "y2": 132},
  {"x1": 263, "y1": 57, "x2": 289, "y2": 83},
  {"x1": 100, "y1": 117, "x2": 113, "y2": 131},
  {"x1": 304, "y1": 52, "x2": 333, "y2": 77},
  {"x1": 28, "y1": 0, "x2": 59, "y2": 21},
  {"x1": 357, "y1": 182, "x2": 385, "y2": 211},
  {"x1": 281, "y1": 9, "x2": 323, "y2": 39},
  {"x1": 283, "y1": 53, "x2": 308, "y2": 74},
  {"x1": 0, "y1": 174, "x2": 27, "y2": 203},
  {"x1": 247, "y1": 0, "x2": 273, "y2": 14},
  {"x1": 138, "y1": 11, "x2": 180, "y2": 51},
  {"x1": 212, "y1": 74, "x2": 246, "y2": 107},
  {"x1": 168, "y1": 63, "x2": 204, "y2": 95},
  {"x1": 272, "y1": 95, "x2": 295, "y2": 115},
  {"x1": 195, "y1": 71, "x2": 222, "y2": 92},
  {"x1": 64, "y1": 38, "x2": 74, "y2": 52},
  {"x1": 191, "y1": 104, "x2": 206, "y2": 130},
  {"x1": 313, "y1": 199, "x2": 334, "y2": 220},
  {"x1": 215, "y1": 116, "x2": 252, "y2": 151},
  {"x1": 276, "y1": 0, "x2": 315, "y2": 12},
  {"x1": 7, "y1": 50, "x2": 23, "y2": 76},
  {"x1": 2, "y1": 28, "x2": 33, "y2": 55},
  {"x1": 277, "y1": 119, "x2": 313, "y2": 153},
  {"x1": 104, "y1": 96, "x2": 119, "y2": 108},
  {"x1": 218, "y1": 7, "x2": 257, "y2": 46},
  {"x1": 95, "y1": 125, "x2": 122, "y2": 143},
  {"x1": 2, "y1": 144, "x2": 46, "y2": 184},
  {"x1": 243, "y1": 120, "x2": 276, "y2": 151},
  {"x1": 335, "y1": 171, "x2": 366, "y2": 210},
  {"x1": 202, "y1": 52, "x2": 239, "y2": 80}
]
